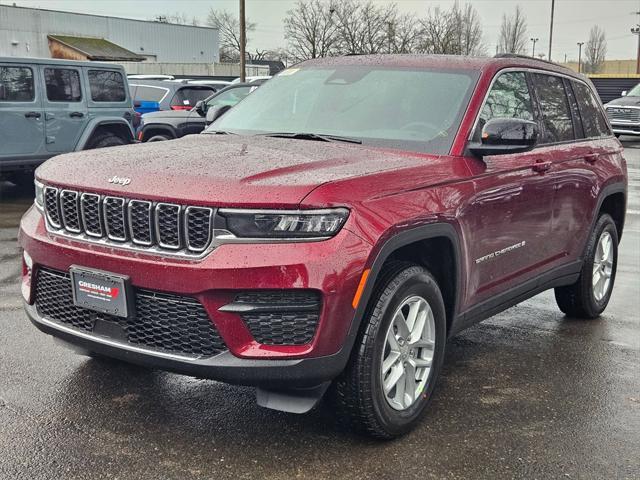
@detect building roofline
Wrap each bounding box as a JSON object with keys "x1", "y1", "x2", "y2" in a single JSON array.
[{"x1": 0, "y1": 3, "x2": 218, "y2": 32}]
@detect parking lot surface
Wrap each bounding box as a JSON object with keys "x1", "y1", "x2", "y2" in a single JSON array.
[{"x1": 1, "y1": 142, "x2": 638, "y2": 480}]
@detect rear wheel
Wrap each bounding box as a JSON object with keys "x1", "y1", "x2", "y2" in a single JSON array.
[
  {"x1": 554, "y1": 214, "x2": 618, "y2": 318},
  {"x1": 85, "y1": 132, "x2": 128, "y2": 150},
  {"x1": 333, "y1": 262, "x2": 447, "y2": 439},
  {"x1": 146, "y1": 134, "x2": 171, "y2": 142}
]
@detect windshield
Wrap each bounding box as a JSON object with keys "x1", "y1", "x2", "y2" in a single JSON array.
[
  {"x1": 207, "y1": 65, "x2": 478, "y2": 154},
  {"x1": 626, "y1": 83, "x2": 640, "y2": 96}
]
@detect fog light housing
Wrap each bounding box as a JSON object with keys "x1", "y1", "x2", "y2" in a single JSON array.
[{"x1": 21, "y1": 250, "x2": 34, "y2": 303}]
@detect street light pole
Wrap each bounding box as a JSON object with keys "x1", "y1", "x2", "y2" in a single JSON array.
[
  {"x1": 577, "y1": 42, "x2": 584, "y2": 73},
  {"x1": 531, "y1": 37, "x2": 539, "y2": 57},
  {"x1": 632, "y1": 24, "x2": 640, "y2": 74},
  {"x1": 548, "y1": 0, "x2": 555, "y2": 61},
  {"x1": 239, "y1": 0, "x2": 246, "y2": 83}
]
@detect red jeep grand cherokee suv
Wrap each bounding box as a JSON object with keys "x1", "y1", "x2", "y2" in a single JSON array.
[{"x1": 20, "y1": 55, "x2": 627, "y2": 438}]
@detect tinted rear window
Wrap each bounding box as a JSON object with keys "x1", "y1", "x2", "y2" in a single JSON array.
[
  {"x1": 133, "y1": 85, "x2": 169, "y2": 103},
  {"x1": 44, "y1": 68, "x2": 82, "y2": 102},
  {"x1": 572, "y1": 81, "x2": 611, "y2": 138},
  {"x1": 88, "y1": 70, "x2": 126, "y2": 102},
  {"x1": 0, "y1": 66, "x2": 34, "y2": 101},
  {"x1": 171, "y1": 87, "x2": 215, "y2": 107},
  {"x1": 532, "y1": 73, "x2": 574, "y2": 143}
]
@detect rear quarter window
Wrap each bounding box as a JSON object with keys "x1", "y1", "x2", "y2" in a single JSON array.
[
  {"x1": 133, "y1": 85, "x2": 169, "y2": 103},
  {"x1": 572, "y1": 81, "x2": 611, "y2": 138},
  {"x1": 88, "y1": 70, "x2": 127, "y2": 102},
  {"x1": 44, "y1": 68, "x2": 82, "y2": 102},
  {"x1": 0, "y1": 66, "x2": 34, "y2": 101}
]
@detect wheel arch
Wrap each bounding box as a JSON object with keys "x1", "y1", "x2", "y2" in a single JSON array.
[
  {"x1": 347, "y1": 223, "x2": 463, "y2": 351},
  {"x1": 597, "y1": 186, "x2": 626, "y2": 241},
  {"x1": 75, "y1": 118, "x2": 134, "y2": 151},
  {"x1": 140, "y1": 124, "x2": 177, "y2": 142}
]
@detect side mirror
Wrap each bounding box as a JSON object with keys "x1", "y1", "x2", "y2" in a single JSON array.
[
  {"x1": 194, "y1": 100, "x2": 206, "y2": 116},
  {"x1": 469, "y1": 118, "x2": 539, "y2": 158},
  {"x1": 622, "y1": 90, "x2": 628, "y2": 96},
  {"x1": 205, "y1": 104, "x2": 232, "y2": 125}
]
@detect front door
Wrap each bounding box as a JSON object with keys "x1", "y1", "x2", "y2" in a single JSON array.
[
  {"x1": 0, "y1": 63, "x2": 44, "y2": 159},
  {"x1": 42, "y1": 66, "x2": 87, "y2": 153},
  {"x1": 460, "y1": 71, "x2": 556, "y2": 309}
]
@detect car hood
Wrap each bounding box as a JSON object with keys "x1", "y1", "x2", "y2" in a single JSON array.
[
  {"x1": 37, "y1": 134, "x2": 436, "y2": 208},
  {"x1": 142, "y1": 109, "x2": 197, "y2": 120},
  {"x1": 606, "y1": 96, "x2": 640, "y2": 107}
]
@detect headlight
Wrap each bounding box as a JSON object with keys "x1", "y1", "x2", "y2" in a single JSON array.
[
  {"x1": 217, "y1": 208, "x2": 349, "y2": 240},
  {"x1": 34, "y1": 179, "x2": 44, "y2": 210}
]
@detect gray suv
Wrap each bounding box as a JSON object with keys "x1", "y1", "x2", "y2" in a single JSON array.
[{"x1": 0, "y1": 57, "x2": 135, "y2": 184}]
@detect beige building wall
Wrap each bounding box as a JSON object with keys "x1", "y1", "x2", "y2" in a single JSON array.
[{"x1": 560, "y1": 59, "x2": 638, "y2": 76}]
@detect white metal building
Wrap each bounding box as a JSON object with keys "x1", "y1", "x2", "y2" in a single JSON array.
[{"x1": 0, "y1": 4, "x2": 219, "y2": 63}]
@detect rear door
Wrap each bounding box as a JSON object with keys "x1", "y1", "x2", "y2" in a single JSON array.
[
  {"x1": 0, "y1": 63, "x2": 44, "y2": 158},
  {"x1": 462, "y1": 71, "x2": 556, "y2": 307},
  {"x1": 42, "y1": 65, "x2": 87, "y2": 153}
]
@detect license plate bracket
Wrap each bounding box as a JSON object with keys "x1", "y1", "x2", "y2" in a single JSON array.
[{"x1": 70, "y1": 266, "x2": 132, "y2": 318}]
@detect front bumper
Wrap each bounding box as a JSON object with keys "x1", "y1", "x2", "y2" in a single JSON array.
[{"x1": 19, "y1": 205, "x2": 371, "y2": 385}]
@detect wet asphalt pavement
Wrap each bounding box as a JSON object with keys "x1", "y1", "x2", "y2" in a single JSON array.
[{"x1": 0, "y1": 143, "x2": 639, "y2": 480}]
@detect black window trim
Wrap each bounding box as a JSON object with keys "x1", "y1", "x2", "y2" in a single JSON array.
[
  {"x1": 467, "y1": 66, "x2": 614, "y2": 151},
  {"x1": 0, "y1": 64, "x2": 36, "y2": 103},
  {"x1": 43, "y1": 66, "x2": 83, "y2": 103},
  {"x1": 87, "y1": 68, "x2": 128, "y2": 103}
]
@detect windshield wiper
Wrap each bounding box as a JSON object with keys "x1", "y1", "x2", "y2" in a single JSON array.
[
  {"x1": 258, "y1": 132, "x2": 362, "y2": 144},
  {"x1": 204, "y1": 129, "x2": 237, "y2": 135}
]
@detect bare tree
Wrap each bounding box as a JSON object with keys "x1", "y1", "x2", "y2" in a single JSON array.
[
  {"x1": 153, "y1": 13, "x2": 199, "y2": 26},
  {"x1": 284, "y1": 0, "x2": 339, "y2": 61},
  {"x1": 388, "y1": 13, "x2": 421, "y2": 54},
  {"x1": 333, "y1": 0, "x2": 396, "y2": 54},
  {"x1": 207, "y1": 9, "x2": 256, "y2": 62},
  {"x1": 497, "y1": 5, "x2": 528, "y2": 54},
  {"x1": 417, "y1": 3, "x2": 484, "y2": 55},
  {"x1": 584, "y1": 25, "x2": 607, "y2": 73}
]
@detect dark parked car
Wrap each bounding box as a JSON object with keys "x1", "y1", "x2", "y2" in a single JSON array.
[
  {"x1": 137, "y1": 82, "x2": 262, "y2": 142},
  {"x1": 0, "y1": 57, "x2": 135, "y2": 184},
  {"x1": 129, "y1": 80, "x2": 216, "y2": 114},
  {"x1": 604, "y1": 83, "x2": 640, "y2": 137},
  {"x1": 21, "y1": 55, "x2": 626, "y2": 438}
]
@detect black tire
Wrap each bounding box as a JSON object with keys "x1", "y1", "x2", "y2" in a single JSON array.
[
  {"x1": 85, "y1": 132, "x2": 128, "y2": 150},
  {"x1": 332, "y1": 262, "x2": 447, "y2": 439},
  {"x1": 614, "y1": 133, "x2": 621, "y2": 138},
  {"x1": 554, "y1": 213, "x2": 619, "y2": 319},
  {"x1": 146, "y1": 134, "x2": 171, "y2": 142},
  {"x1": 7, "y1": 171, "x2": 34, "y2": 189}
]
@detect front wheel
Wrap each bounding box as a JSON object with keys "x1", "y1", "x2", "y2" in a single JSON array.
[
  {"x1": 85, "y1": 132, "x2": 128, "y2": 150},
  {"x1": 333, "y1": 262, "x2": 447, "y2": 439},
  {"x1": 555, "y1": 213, "x2": 619, "y2": 318}
]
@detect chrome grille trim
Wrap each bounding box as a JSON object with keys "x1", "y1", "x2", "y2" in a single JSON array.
[
  {"x1": 103, "y1": 196, "x2": 127, "y2": 242},
  {"x1": 184, "y1": 206, "x2": 214, "y2": 252},
  {"x1": 80, "y1": 193, "x2": 103, "y2": 237},
  {"x1": 42, "y1": 187, "x2": 215, "y2": 258},
  {"x1": 155, "y1": 203, "x2": 182, "y2": 250},
  {"x1": 605, "y1": 106, "x2": 640, "y2": 123},
  {"x1": 44, "y1": 187, "x2": 61, "y2": 229},
  {"x1": 60, "y1": 190, "x2": 81, "y2": 233},
  {"x1": 128, "y1": 200, "x2": 154, "y2": 246}
]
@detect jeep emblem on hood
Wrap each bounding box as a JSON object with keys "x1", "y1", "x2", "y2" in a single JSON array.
[{"x1": 108, "y1": 175, "x2": 131, "y2": 186}]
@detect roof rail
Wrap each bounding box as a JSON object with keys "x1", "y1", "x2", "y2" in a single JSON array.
[{"x1": 494, "y1": 53, "x2": 567, "y2": 69}]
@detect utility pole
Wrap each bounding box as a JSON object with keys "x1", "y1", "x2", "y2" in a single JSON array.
[
  {"x1": 577, "y1": 42, "x2": 584, "y2": 73},
  {"x1": 564, "y1": 53, "x2": 567, "y2": 63},
  {"x1": 548, "y1": 0, "x2": 555, "y2": 61},
  {"x1": 531, "y1": 37, "x2": 539, "y2": 57},
  {"x1": 239, "y1": 0, "x2": 246, "y2": 82},
  {"x1": 387, "y1": 21, "x2": 393, "y2": 54}
]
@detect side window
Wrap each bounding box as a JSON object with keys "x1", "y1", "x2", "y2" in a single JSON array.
[
  {"x1": 0, "y1": 66, "x2": 34, "y2": 102},
  {"x1": 44, "y1": 68, "x2": 82, "y2": 102},
  {"x1": 133, "y1": 85, "x2": 168, "y2": 103},
  {"x1": 206, "y1": 87, "x2": 252, "y2": 108},
  {"x1": 474, "y1": 72, "x2": 534, "y2": 140},
  {"x1": 88, "y1": 70, "x2": 126, "y2": 102},
  {"x1": 572, "y1": 81, "x2": 611, "y2": 138},
  {"x1": 171, "y1": 87, "x2": 215, "y2": 108},
  {"x1": 532, "y1": 73, "x2": 574, "y2": 143}
]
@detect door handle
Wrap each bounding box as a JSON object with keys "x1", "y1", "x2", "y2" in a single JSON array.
[
  {"x1": 532, "y1": 160, "x2": 552, "y2": 173},
  {"x1": 584, "y1": 153, "x2": 599, "y2": 164},
  {"x1": 69, "y1": 111, "x2": 85, "y2": 118},
  {"x1": 24, "y1": 111, "x2": 41, "y2": 119}
]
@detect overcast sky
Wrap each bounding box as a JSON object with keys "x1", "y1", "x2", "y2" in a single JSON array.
[{"x1": 8, "y1": 0, "x2": 640, "y2": 61}]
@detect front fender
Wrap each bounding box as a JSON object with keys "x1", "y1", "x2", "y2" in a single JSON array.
[{"x1": 75, "y1": 118, "x2": 134, "y2": 151}]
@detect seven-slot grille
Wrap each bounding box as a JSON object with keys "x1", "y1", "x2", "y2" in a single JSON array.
[
  {"x1": 44, "y1": 187, "x2": 213, "y2": 255},
  {"x1": 606, "y1": 106, "x2": 640, "y2": 123}
]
